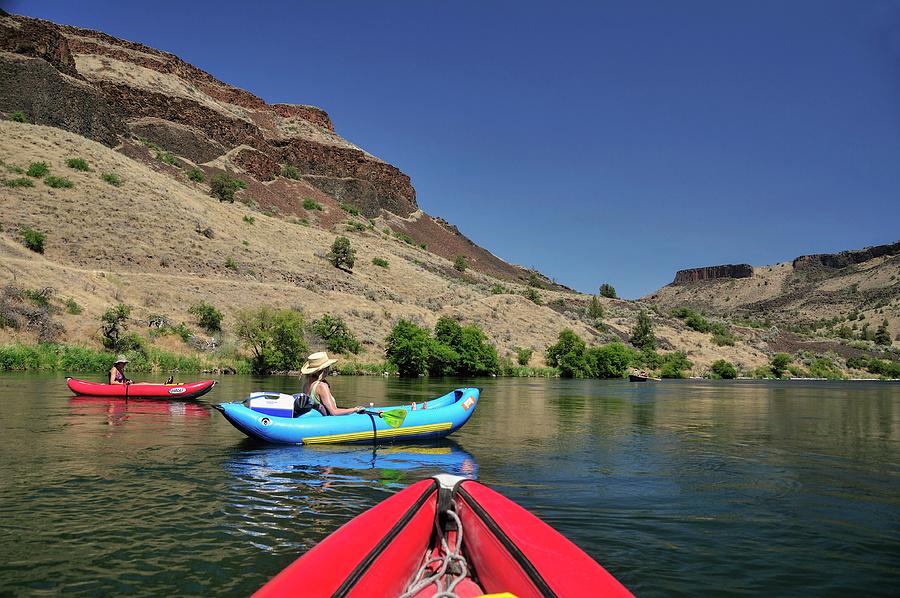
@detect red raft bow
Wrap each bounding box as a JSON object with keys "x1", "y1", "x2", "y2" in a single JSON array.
[{"x1": 255, "y1": 474, "x2": 632, "y2": 598}]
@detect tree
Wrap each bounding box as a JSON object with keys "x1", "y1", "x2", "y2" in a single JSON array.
[
  {"x1": 587, "y1": 342, "x2": 635, "y2": 378},
  {"x1": 874, "y1": 320, "x2": 891, "y2": 346},
  {"x1": 770, "y1": 353, "x2": 791, "y2": 378},
  {"x1": 660, "y1": 351, "x2": 692, "y2": 378},
  {"x1": 710, "y1": 359, "x2": 737, "y2": 379},
  {"x1": 588, "y1": 295, "x2": 604, "y2": 320},
  {"x1": 599, "y1": 283, "x2": 617, "y2": 299},
  {"x1": 516, "y1": 347, "x2": 534, "y2": 366},
  {"x1": 310, "y1": 314, "x2": 360, "y2": 354},
  {"x1": 432, "y1": 317, "x2": 498, "y2": 376},
  {"x1": 453, "y1": 255, "x2": 467, "y2": 272},
  {"x1": 328, "y1": 236, "x2": 356, "y2": 271},
  {"x1": 235, "y1": 307, "x2": 308, "y2": 374},
  {"x1": 630, "y1": 310, "x2": 656, "y2": 350},
  {"x1": 545, "y1": 329, "x2": 591, "y2": 378},
  {"x1": 100, "y1": 304, "x2": 131, "y2": 351},
  {"x1": 209, "y1": 173, "x2": 245, "y2": 202},
  {"x1": 385, "y1": 319, "x2": 432, "y2": 377},
  {"x1": 188, "y1": 301, "x2": 223, "y2": 333}
]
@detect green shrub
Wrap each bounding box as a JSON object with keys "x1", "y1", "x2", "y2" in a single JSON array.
[
  {"x1": 588, "y1": 296, "x2": 604, "y2": 320},
  {"x1": 66, "y1": 158, "x2": 90, "y2": 171},
  {"x1": 339, "y1": 202, "x2": 360, "y2": 216},
  {"x1": 243, "y1": 215, "x2": 255, "y2": 224},
  {"x1": 490, "y1": 284, "x2": 507, "y2": 295},
  {"x1": 3, "y1": 177, "x2": 33, "y2": 188},
  {"x1": 155, "y1": 150, "x2": 179, "y2": 167},
  {"x1": 100, "y1": 172, "x2": 122, "y2": 186},
  {"x1": 874, "y1": 320, "x2": 891, "y2": 346},
  {"x1": 225, "y1": 257, "x2": 238, "y2": 270},
  {"x1": 599, "y1": 283, "x2": 617, "y2": 299},
  {"x1": 587, "y1": 342, "x2": 636, "y2": 378},
  {"x1": 346, "y1": 221, "x2": 366, "y2": 232},
  {"x1": 806, "y1": 356, "x2": 843, "y2": 379},
  {"x1": 523, "y1": 287, "x2": 543, "y2": 305},
  {"x1": 188, "y1": 301, "x2": 223, "y2": 333},
  {"x1": 63, "y1": 298, "x2": 82, "y2": 315},
  {"x1": 385, "y1": 319, "x2": 432, "y2": 376},
  {"x1": 372, "y1": 257, "x2": 389, "y2": 268},
  {"x1": 281, "y1": 164, "x2": 301, "y2": 179},
  {"x1": 710, "y1": 359, "x2": 737, "y2": 379},
  {"x1": 235, "y1": 307, "x2": 308, "y2": 374},
  {"x1": 630, "y1": 310, "x2": 656, "y2": 350},
  {"x1": 293, "y1": 217, "x2": 309, "y2": 226},
  {"x1": 328, "y1": 236, "x2": 356, "y2": 271},
  {"x1": 5, "y1": 164, "x2": 24, "y2": 174},
  {"x1": 44, "y1": 176, "x2": 73, "y2": 188},
  {"x1": 23, "y1": 288, "x2": 51, "y2": 308},
  {"x1": 303, "y1": 198, "x2": 323, "y2": 211},
  {"x1": 27, "y1": 162, "x2": 49, "y2": 178},
  {"x1": 546, "y1": 329, "x2": 591, "y2": 378},
  {"x1": 434, "y1": 317, "x2": 498, "y2": 376},
  {"x1": 100, "y1": 304, "x2": 133, "y2": 352},
  {"x1": 710, "y1": 323, "x2": 736, "y2": 346},
  {"x1": 770, "y1": 353, "x2": 791, "y2": 378},
  {"x1": 19, "y1": 226, "x2": 45, "y2": 253},
  {"x1": 9, "y1": 111, "x2": 27, "y2": 123},
  {"x1": 310, "y1": 314, "x2": 360, "y2": 354},
  {"x1": 186, "y1": 168, "x2": 205, "y2": 182},
  {"x1": 394, "y1": 231, "x2": 415, "y2": 245},
  {"x1": 454, "y1": 255, "x2": 467, "y2": 272},
  {"x1": 660, "y1": 351, "x2": 692, "y2": 378},
  {"x1": 516, "y1": 347, "x2": 533, "y2": 366},
  {"x1": 210, "y1": 174, "x2": 246, "y2": 202}
]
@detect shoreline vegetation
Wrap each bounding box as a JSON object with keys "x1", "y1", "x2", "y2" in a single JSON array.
[{"x1": 1, "y1": 285, "x2": 897, "y2": 380}]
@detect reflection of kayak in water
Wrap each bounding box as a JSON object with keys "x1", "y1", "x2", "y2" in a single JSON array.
[
  {"x1": 225, "y1": 440, "x2": 478, "y2": 481},
  {"x1": 215, "y1": 387, "x2": 480, "y2": 445},
  {"x1": 68, "y1": 396, "x2": 211, "y2": 418},
  {"x1": 255, "y1": 475, "x2": 631, "y2": 597}
]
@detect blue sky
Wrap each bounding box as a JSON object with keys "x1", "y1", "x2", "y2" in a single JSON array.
[{"x1": 10, "y1": 0, "x2": 900, "y2": 297}]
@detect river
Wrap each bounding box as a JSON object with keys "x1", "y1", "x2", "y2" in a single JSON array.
[{"x1": 0, "y1": 374, "x2": 898, "y2": 596}]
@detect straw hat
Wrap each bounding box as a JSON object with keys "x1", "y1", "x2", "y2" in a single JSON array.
[
  {"x1": 114, "y1": 354, "x2": 129, "y2": 365},
  {"x1": 301, "y1": 351, "x2": 337, "y2": 375}
]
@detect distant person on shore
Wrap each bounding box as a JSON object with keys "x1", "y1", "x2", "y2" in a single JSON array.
[
  {"x1": 109, "y1": 355, "x2": 132, "y2": 385},
  {"x1": 301, "y1": 352, "x2": 363, "y2": 416}
]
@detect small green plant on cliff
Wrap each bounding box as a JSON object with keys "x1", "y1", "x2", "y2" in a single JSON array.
[
  {"x1": 328, "y1": 236, "x2": 356, "y2": 271},
  {"x1": 210, "y1": 174, "x2": 246, "y2": 202},
  {"x1": 338, "y1": 202, "x2": 360, "y2": 216},
  {"x1": 63, "y1": 298, "x2": 83, "y2": 315},
  {"x1": 345, "y1": 221, "x2": 366, "y2": 233},
  {"x1": 394, "y1": 231, "x2": 415, "y2": 245},
  {"x1": 303, "y1": 198, "x2": 323, "y2": 211},
  {"x1": 19, "y1": 226, "x2": 45, "y2": 253},
  {"x1": 874, "y1": 320, "x2": 891, "y2": 346},
  {"x1": 372, "y1": 257, "x2": 389, "y2": 268},
  {"x1": 242, "y1": 215, "x2": 255, "y2": 225},
  {"x1": 523, "y1": 287, "x2": 543, "y2": 305},
  {"x1": 516, "y1": 347, "x2": 534, "y2": 366},
  {"x1": 9, "y1": 111, "x2": 28, "y2": 123},
  {"x1": 44, "y1": 176, "x2": 74, "y2": 189},
  {"x1": 5, "y1": 164, "x2": 25, "y2": 174},
  {"x1": 186, "y1": 168, "x2": 205, "y2": 183},
  {"x1": 280, "y1": 164, "x2": 301, "y2": 180},
  {"x1": 27, "y1": 162, "x2": 49, "y2": 178},
  {"x1": 3, "y1": 178, "x2": 33, "y2": 188},
  {"x1": 454, "y1": 255, "x2": 467, "y2": 272},
  {"x1": 630, "y1": 310, "x2": 656, "y2": 350},
  {"x1": 65, "y1": 158, "x2": 90, "y2": 172},
  {"x1": 100, "y1": 172, "x2": 122, "y2": 187},
  {"x1": 155, "y1": 150, "x2": 180, "y2": 167},
  {"x1": 224, "y1": 257, "x2": 238, "y2": 270}
]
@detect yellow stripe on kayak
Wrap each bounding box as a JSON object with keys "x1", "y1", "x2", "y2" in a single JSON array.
[{"x1": 301, "y1": 422, "x2": 453, "y2": 445}]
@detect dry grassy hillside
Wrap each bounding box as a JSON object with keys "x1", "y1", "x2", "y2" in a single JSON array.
[{"x1": 0, "y1": 120, "x2": 776, "y2": 374}]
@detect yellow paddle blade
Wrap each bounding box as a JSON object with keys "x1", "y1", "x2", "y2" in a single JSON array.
[{"x1": 379, "y1": 409, "x2": 407, "y2": 428}]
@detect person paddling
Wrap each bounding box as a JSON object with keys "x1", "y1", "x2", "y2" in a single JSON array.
[
  {"x1": 109, "y1": 355, "x2": 132, "y2": 385},
  {"x1": 301, "y1": 352, "x2": 363, "y2": 416}
]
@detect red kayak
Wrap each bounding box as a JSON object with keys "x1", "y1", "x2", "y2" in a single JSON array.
[
  {"x1": 255, "y1": 475, "x2": 632, "y2": 598},
  {"x1": 66, "y1": 377, "x2": 216, "y2": 400}
]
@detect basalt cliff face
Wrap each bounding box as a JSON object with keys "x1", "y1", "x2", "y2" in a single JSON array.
[
  {"x1": 0, "y1": 10, "x2": 542, "y2": 283},
  {"x1": 673, "y1": 264, "x2": 753, "y2": 285}
]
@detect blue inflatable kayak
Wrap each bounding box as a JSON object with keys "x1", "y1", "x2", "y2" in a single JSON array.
[{"x1": 214, "y1": 387, "x2": 480, "y2": 445}]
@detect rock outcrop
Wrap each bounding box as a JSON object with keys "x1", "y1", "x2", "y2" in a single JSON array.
[
  {"x1": 672, "y1": 264, "x2": 753, "y2": 285},
  {"x1": 792, "y1": 241, "x2": 900, "y2": 271}
]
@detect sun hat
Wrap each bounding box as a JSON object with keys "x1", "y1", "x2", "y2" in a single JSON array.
[
  {"x1": 301, "y1": 351, "x2": 337, "y2": 375},
  {"x1": 114, "y1": 354, "x2": 129, "y2": 364}
]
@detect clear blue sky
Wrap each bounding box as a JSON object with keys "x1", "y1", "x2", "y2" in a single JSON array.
[{"x1": 10, "y1": 0, "x2": 900, "y2": 297}]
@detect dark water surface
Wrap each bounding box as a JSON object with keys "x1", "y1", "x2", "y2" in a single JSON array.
[{"x1": 0, "y1": 374, "x2": 898, "y2": 596}]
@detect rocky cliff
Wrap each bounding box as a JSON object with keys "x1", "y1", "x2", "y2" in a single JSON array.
[
  {"x1": 792, "y1": 241, "x2": 900, "y2": 271},
  {"x1": 0, "y1": 10, "x2": 543, "y2": 284},
  {"x1": 673, "y1": 264, "x2": 753, "y2": 285}
]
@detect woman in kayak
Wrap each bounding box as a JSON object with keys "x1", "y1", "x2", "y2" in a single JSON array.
[
  {"x1": 109, "y1": 355, "x2": 132, "y2": 385},
  {"x1": 301, "y1": 351, "x2": 363, "y2": 415}
]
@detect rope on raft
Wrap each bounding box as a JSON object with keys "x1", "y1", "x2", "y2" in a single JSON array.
[{"x1": 399, "y1": 507, "x2": 469, "y2": 598}]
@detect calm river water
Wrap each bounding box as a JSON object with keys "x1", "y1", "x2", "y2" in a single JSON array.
[{"x1": 0, "y1": 374, "x2": 898, "y2": 596}]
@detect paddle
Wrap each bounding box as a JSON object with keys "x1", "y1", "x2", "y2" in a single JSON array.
[{"x1": 359, "y1": 408, "x2": 407, "y2": 428}]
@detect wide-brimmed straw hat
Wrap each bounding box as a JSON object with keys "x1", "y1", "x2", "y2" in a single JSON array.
[
  {"x1": 301, "y1": 351, "x2": 337, "y2": 375},
  {"x1": 114, "y1": 354, "x2": 129, "y2": 364}
]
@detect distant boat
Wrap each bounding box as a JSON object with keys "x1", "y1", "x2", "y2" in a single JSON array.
[{"x1": 629, "y1": 373, "x2": 661, "y2": 382}]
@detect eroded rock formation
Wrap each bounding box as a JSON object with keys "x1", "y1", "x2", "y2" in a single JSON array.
[
  {"x1": 792, "y1": 241, "x2": 900, "y2": 270},
  {"x1": 673, "y1": 264, "x2": 753, "y2": 285}
]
